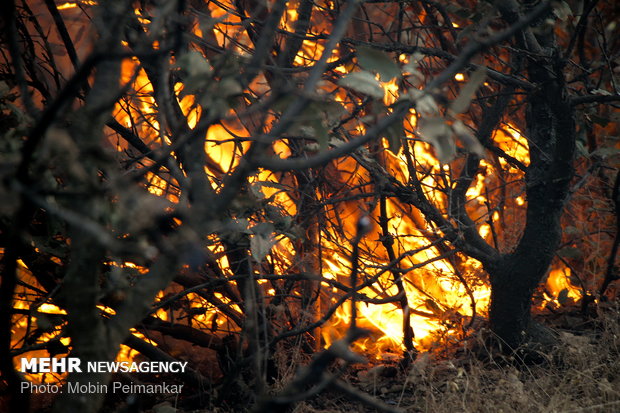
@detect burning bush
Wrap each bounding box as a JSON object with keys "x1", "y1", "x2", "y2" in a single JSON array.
[{"x1": 0, "y1": 0, "x2": 618, "y2": 412}]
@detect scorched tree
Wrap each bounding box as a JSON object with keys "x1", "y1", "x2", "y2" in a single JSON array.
[{"x1": 0, "y1": 0, "x2": 618, "y2": 412}]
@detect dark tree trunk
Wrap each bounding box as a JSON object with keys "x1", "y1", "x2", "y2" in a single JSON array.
[
  {"x1": 487, "y1": 172, "x2": 566, "y2": 348},
  {"x1": 488, "y1": 268, "x2": 534, "y2": 349},
  {"x1": 483, "y1": 5, "x2": 576, "y2": 349},
  {"x1": 485, "y1": 93, "x2": 574, "y2": 348},
  {"x1": 487, "y1": 251, "x2": 558, "y2": 349}
]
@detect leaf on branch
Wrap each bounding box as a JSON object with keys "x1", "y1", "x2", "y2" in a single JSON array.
[
  {"x1": 403, "y1": 53, "x2": 425, "y2": 86},
  {"x1": 591, "y1": 88, "x2": 612, "y2": 96},
  {"x1": 384, "y1": 118, "x2": 405, "y2": 154},
  {"x1": 563, "y1": 226, "x2": 580, "y2": 236},
  {"x1": 576, "y1": 140, "x2": 588, "y2": 157},
  {"x1": 417, "y1": 117, "x2": 455, "y2": 163},
  {"x1": 407, "y1": 89, "x2": 439, "y2": 115},
  {"x1": 558, "y1": 246, "x2": 583, "y2": 259},
  {"x1": 217, "y1": 78, "x2": 243, "y2": 97},
  {"x1": 275, "y1": 98, "x2": 344, "y2": 150},
  {"x1": 452, "y1": 120, "x2": 485, "y2": 157},
  {"x1": 309, "y1": 121, "x2": 330, "y2": 150},
  {"x1": 557, "y1": 288, "x2": 570, "y2": 306},
  {"x1": 456, "y1": 25, "x2": 475, "y2": 44},
  {"x1": 592, "y1": 146, "x2": 620, "y2": 159},
  {"x1": 339, "y1": 71, "x2": 385, "y2": 99},
  {"x1": 250, "y1": 234, "x2": 276, "y2": 262},
  {"x1": 176, "y1": 51, "x2": 214, "y2": 99},
  {"x1": 365, "y1": 103, "x2": 405, "y2": 154},
  {"x1": 449, "y1": 67, "x2": 486, "y2": 114},
  {"x1": 553, "y1": 1, "x2": 572, "y2": 21},
  {"x1": 357, "y1": 45, "x2": 401, "y2": 81},
  {"x1": 252, "y1": 180, "x2": 289, "y2": 192},
  {"x1": 321, "y1": 100, "x2": 347, "y2": 126},
  {"x1": 177, "y1": 51, "x2": 212, "y2": 77}
]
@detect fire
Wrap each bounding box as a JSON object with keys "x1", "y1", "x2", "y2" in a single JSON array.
[
  {"x1": 299, "y1": 136, "x2": 496, "y2": 352},
  {"x1": 11, "y1": 260, "x2": 67, "y2": 384},
  {"x1": 543, "y1": 266, "x2": 582, "y2": 308},
  {"x1": 493, "y1": 124, "x2": 531, "y2": 168},
  {"x1": 56, "y1": 1, "x2": 96, "y2": 10},
  {"x1": 7, "y1": 0, "x2": 595, "y2": 388}
]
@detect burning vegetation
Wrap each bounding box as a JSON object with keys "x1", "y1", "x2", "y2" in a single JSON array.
[{"x1": 0, "y1": 0, "x2": 619, "y2": 412}]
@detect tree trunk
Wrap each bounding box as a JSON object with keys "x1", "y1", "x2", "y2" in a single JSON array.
[
  {"x1": 489, "y1": 273, "x2": 533, "y2": 349},
  {"x1": 488, "y1": 261, "x2": 560, "y2": 354},
  {"x1": 487, "y1": 253, "x2": 553, "y2": 349},
  {"x1": 486, "y1": 178, "x2": 566, "y2": 348},
  {"x1": 482, "y1": 11, "x2": 576, "y2": 349},
  {"x1": 485, "y1": 82, "x2": 574, "y2": 349}
]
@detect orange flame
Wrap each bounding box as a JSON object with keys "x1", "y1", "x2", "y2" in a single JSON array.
[{"x1": 9, "y1": 1, "x2": 590, "y2": 381}]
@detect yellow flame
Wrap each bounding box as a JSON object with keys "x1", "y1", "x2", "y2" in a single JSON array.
[
  {"x1": 546, "y1": 267, "x2": 581, "y2": 304},
  {"x1": 11, "y1": 0, "x2": 589, "y2": 373}
]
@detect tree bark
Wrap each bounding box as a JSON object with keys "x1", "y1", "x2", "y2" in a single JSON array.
[
  {"x1": 484, "y1": 19, "x2": 576, "y2": 348},
  {"x1": 488, "y1": 269, "x2": 533, "y2": 349}
]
